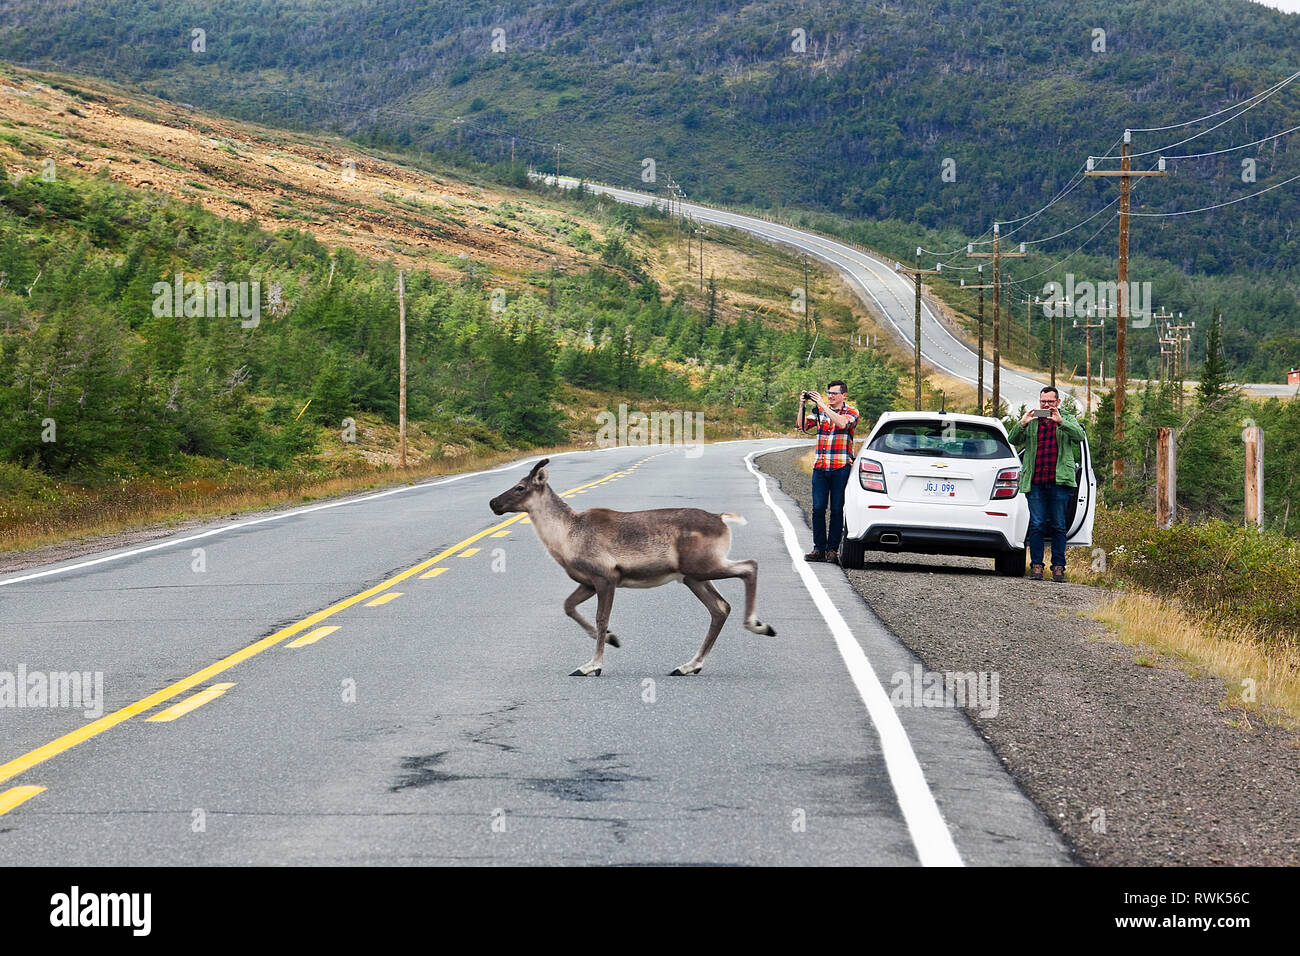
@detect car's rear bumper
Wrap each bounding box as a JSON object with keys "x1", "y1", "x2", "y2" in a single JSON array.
[{"x1": 844, "y1": 500, "x2": 1027, "y2": 555}]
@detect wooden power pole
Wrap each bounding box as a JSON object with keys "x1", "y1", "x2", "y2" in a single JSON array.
[
  {"x1": 1085, "y1": 132, "x2": 1166, "y2": 489},
  {"x1": 1073, "y1": 310, "x2": 1105, "y2": 417},
  {"x1": 962, "y1": 267, "x2": 995, "y2": 413},
  {"x1": 398, "y1": 269, "x2": 407, "y2": 467},
  {"x1": 896, "y1": 249, "x2": 939, "y2": 411},
  {"x1": 967, "y1": 224, "x2": 1025, "y2": 414}
]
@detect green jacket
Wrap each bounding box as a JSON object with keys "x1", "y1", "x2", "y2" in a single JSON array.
[{"x1": 1006, "y1": 412, "x2": 1086, "y2": 493}]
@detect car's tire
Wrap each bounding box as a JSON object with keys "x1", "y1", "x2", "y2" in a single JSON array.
[
  {"x1": 839, "y1": 535, "x2": 866, "y2": 570},
  {"x1": 994, "y1": 547, "x2": 1027, "y2": 577}
]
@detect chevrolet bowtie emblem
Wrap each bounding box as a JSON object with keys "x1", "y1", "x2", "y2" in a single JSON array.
[{"x1": 932, "y1": 462, "x2": 948, "y2": 468}]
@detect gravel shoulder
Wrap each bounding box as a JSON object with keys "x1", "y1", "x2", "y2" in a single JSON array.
[{"x1": 757, "y1": 445, "x2": 1300, "y2": 866}]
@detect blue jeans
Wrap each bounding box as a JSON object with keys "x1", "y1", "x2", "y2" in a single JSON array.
[
  {"x1": 812, "y1": 464, "x2": 852, "y2": 552},
  {"x1": 1026, "y1": 481, "x2": 1071, "y2": 568}
]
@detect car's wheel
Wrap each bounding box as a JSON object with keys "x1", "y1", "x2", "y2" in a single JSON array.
[
  {"x1": 994, "y1": 547, "x2": 1026, "y2": 577},
  {"x1": 839, "y1": 535, "x2": 866, "y2": 569}
]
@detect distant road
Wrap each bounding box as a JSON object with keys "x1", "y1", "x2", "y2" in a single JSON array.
[
  {"x1": 547, "y1": 178, "x2": 1297, "y2": 409},
  {"x1": 544, "y1": 176, "x2": 1069, "y2": 412}
]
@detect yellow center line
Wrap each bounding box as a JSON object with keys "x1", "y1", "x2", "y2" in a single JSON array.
[
  {"x1": 365, "y1": 592, "x2": 403, "y2": 607},
  {"x1": 0, "y1": 463, "x2": 634, "y2": 787},
  {"x1": 0, "y1": 785, "x2": 45, "y2": 816},
  {"x1": 287, "y1": 626, "x2": 339, "y2": 648},
  {"x1": 489, "y1": 531, "x2": 511, "y2": 537},
  {"x1": 458, "y1": 548, "x2": 480, "y2": 557},
  {"x1": 146, "y1": 683, "x2": 236, "y2": 723},
  {"x1": 419, "y1": 567, "x2": 449, "y2": 579}
]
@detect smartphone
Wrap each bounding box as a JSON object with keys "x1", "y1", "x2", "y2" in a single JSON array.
[{"x1": 1033, "y1": 408, "x2": 1051, "y2": 417}]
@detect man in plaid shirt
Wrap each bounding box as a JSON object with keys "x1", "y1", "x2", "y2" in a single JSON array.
[
  {"x1": 797, "y1": 380, "x2": 859, "y2": 564},
  {"x1": 1007, "y1": 385, "x2": 1087, "y2": 582}
]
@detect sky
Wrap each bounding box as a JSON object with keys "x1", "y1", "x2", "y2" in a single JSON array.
[{"x1": 1248, "y1": 0, "x2": 1300, "y2": 12}]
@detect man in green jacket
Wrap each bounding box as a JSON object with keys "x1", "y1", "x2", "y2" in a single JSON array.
[{"x1": 1006, "y1": 386, "x2": 1086, "y2": 582}]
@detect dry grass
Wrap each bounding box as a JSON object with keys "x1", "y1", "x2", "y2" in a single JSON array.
[{"x1": 1087, "y1": 591, "x2": 1300, "y2": 728}]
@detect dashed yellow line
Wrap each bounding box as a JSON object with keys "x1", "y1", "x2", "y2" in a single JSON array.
[
  {"x1": 0, "y1": 459, "x2": 646, "y2": 787},
  {"x1": 287, "y1": 625, "x2": 339, "y2": 648},
  {"x1": 0, "y1": 785, "x2": 45, "y2": 816},
  {"x1": 365, "y1": 592, "x2": 403, "y2": 607},
  {"x1": 419, "y1": 567, "x2": 449, "y2": 580},
  {"x1": 490, "y1": 530, "x2": 511, "y2": 537},
  {"x1": 146, "y1": 683, "x2": 236, "y2": 723},
  {"x1": 458, "y1": 548, "x2": 480, "y2": 557}
]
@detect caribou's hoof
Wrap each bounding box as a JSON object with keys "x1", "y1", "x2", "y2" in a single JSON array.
[
  {"x1": 669, "y1": 664, "x2": 702, "y2": 676},
  {"x1": 607, "y1": 634, "x2": 621, "y2": 649},
  {"x1": 745, "y1": 620, "x2": 777, "y2": 636},
  {"x1": 569, "y1": 665, "x2": 602, "y2": 677}
]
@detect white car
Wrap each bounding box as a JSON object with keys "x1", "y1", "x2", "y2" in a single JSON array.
[{"x1": 838, "y1": 411, "x2": 1097, "y2": 576}]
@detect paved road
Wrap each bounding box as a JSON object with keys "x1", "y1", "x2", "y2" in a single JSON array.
[
  {"x1": 0, "y1": 441, "x2": 1068, "y2": 865},
  {"x1": 545, "y1": 176, "x2": 1068, "y2": 412},
  {"x1": 552, "y1": 178, "x2": 1299, "y2": 410}
]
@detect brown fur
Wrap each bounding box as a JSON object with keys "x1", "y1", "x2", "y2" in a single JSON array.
[{"x1": 489, "y1": 458, "x2": 776, "y2": 676}]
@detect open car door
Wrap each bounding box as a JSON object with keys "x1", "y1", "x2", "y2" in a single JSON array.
[{"x1": 1064, "y1": 433, "x2": 1098, "y2": 546}]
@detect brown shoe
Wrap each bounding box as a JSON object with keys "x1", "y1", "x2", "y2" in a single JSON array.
[
  {"x1": 1051, "y1": 565, "x2": 1066, "y2": 583},
  {"x1": 1030, "y1": 563, "x2": 1044, "y2": 580},
  {"x1": 825, "y1": 550, "x2": 840, "y2": 565},
  {"x1": 804, "y1": 549, "x2": 825, "y2": 562}
]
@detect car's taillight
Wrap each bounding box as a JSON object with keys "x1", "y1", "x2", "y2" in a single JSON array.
[
  {"x1": 991, "y1": 468, "x2": 1019, "y2": 499},
  {"x1": 859, "y1": 457, "x2": 887, "y2": 493}
]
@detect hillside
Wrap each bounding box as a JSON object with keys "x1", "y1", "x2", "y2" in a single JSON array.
[
  {"x1": 2, "y1": 0, "x2": 1296, "y2": 380},
  {"x1": 0, "y1": 64, "x2": 907, "y2": 548}
]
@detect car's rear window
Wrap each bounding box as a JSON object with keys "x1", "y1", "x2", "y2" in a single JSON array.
[{"x1": 868, "y1": 420, "x2": 1013, "y2": 459}]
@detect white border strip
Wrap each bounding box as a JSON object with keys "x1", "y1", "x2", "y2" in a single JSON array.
[
  {"x1": 0, "y1": 447, "x2": 626, "y2": 588},
  {"x1": 0, "y1": 439, "x2": 782, "y2": 588},
  {"x1": 744, "y1": 447, "x2": 964, "y2": 867}
]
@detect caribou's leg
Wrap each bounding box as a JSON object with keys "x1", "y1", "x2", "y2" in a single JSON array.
[
  {"x1": 714, "y1": 559, "x2": 776, "y2": 636},
  {"x1": 669, "y1": 578, "x2": 731, "y2": 676},
  {"x1": 563, "y1": 583, "x2": 620, "y2": 648},
  {"x1": 571, "y1": 580, "x2": 615, "y2": 676}
]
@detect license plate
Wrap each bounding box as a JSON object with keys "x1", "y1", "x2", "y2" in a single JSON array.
[{"x1": 922, "y1": 480, "x2": 957, "y2": 497}]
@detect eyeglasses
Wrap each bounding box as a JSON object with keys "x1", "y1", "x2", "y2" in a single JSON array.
[{"x1": 827, "y1": 390, "x2": 845, "y2": 396}]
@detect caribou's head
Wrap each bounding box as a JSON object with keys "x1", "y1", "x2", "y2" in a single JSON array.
[{"x1": 489, "y1": 458, "x2": 550, "y2": 515}]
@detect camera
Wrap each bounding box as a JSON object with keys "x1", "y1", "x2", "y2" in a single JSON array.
[{"x1": 801, "y1": 390, "x2": 814, "y2": 401}]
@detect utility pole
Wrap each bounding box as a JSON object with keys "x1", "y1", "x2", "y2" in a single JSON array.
[
  {"x1": 896, "y1": 249, "x2": 940, "y2": 411},
  {"x1": 697, "y1": 227, "x2": 707, "y2": 292},
  {"x1": 962, "y1": 267, "x2": 995, "y2": 412},
  {"x1": 967, "y1": 224, "x2": 1026, "y2": 414},
  {"x1": 803, "y1": 255, "x2": 811, "y2": 336},
  {"x1": 1166, "y1": 315, "x2": 1195, "y2": 412},
  {"x1": 398, "y1": 269, "x2": 407, "y2": 467},
  {"x1": 1086, "y1": 132, "x2": 1167, "y2": 489},
  {"x1": 1073, "y1": 310, "x2": 1104, "y2": 417}
]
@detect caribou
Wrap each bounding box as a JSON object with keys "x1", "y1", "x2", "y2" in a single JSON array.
[{"x1": 488, "y1": 458, "x2": 776, "y2": 677}]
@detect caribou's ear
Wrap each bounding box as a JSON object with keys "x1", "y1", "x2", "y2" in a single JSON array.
[{"x1": 529, "y1": 458, "x2": 550, "y2": 484}]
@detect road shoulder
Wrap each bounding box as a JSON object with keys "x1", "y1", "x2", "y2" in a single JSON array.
[{"x1": 757, "y1": 445, "x2": 1300, "y2": 866}]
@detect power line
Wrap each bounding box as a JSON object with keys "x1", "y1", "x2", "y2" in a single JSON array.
[
  {"x1": 1128, "y1": 68, "x2": 1300, "y2": 132},
  {"x1": 1163, "y1": 120, "x2": 1300, "y2": 160},
  {"x1": 1094, "y1": 70, "x2": 1300, "y2": 160},
  {"x1": 1126, "y1": 169, "x2": 1300, "y2": 217}
]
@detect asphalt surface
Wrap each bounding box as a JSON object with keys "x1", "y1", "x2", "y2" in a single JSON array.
[{"x1": 0, "y1": 440, "x2": 1069, "y2": 865}]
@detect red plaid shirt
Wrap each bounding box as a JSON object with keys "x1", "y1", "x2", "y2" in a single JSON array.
[
  {"x1": 1032, "y1": 417, "x2": 1059, "y2": 484},
  {"x1": 802, "y1": 402, "x2": 859, "y2": 469}
]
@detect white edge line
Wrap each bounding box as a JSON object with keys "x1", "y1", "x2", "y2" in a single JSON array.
[
  {"x1": 0, "y1": 439, "x2": 791, "y2": 587},
  {"x1": 743, "y1": 446, "x2": 964, "y2": 868}
]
